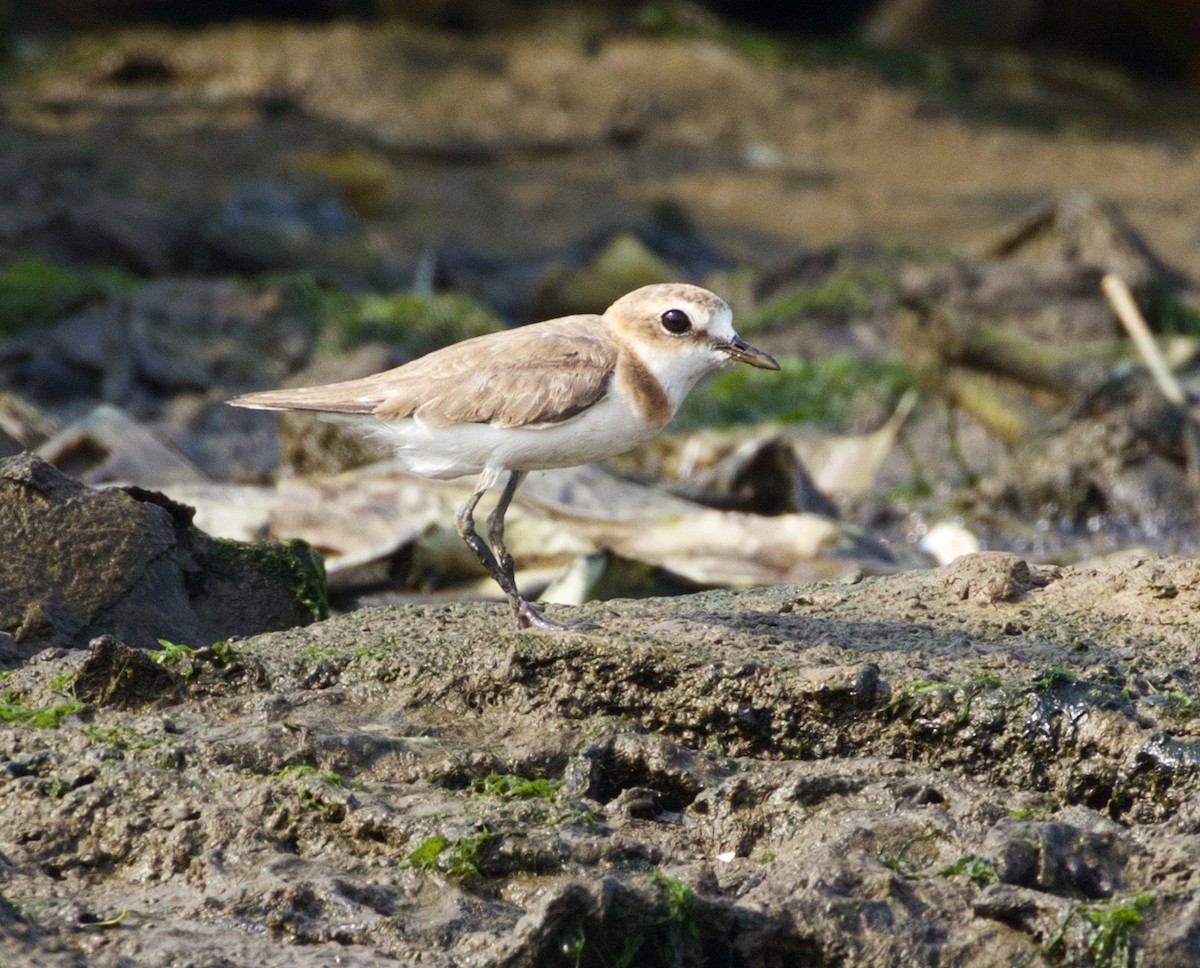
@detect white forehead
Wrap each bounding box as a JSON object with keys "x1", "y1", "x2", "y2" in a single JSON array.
[{"x1": 692, "y1": 299, "x2": 735, "y2": 339}]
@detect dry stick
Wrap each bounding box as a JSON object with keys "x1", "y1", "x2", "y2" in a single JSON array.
[
  {"x1": 1101, "y1": 273, "x2": 1200, "y2": 499},
  {"x1": 1102, "y1": 275, "x2": 1186, "y2": 404}
]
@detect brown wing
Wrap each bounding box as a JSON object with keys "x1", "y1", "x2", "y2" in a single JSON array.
[{"x1": 228, "y1": 315, "x2": 618, "y2": 430}]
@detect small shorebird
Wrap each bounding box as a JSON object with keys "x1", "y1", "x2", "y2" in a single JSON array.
[{"x1": 229, "y1": 283, "x2": 779, "y2": 630}]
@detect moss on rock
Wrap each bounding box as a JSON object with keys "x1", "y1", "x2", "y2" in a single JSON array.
[
  {"x1": 0, "y1": 257, "x2": 137, "y2": 340},
  {"x1": 314, "y1": 289, "x2": 503, "y2": 361}
]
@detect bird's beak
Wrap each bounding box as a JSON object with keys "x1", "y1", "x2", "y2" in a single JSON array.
[{"x1": 721, "y1": 334, "x2": 780, "y2": 370}]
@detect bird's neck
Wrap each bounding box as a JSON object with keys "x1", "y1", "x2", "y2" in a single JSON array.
[
  {"x1": 613, "y1": 337, "x2": 725, "y2": 426},
  {"x1": 614, "y1": 348, "x2": 673, "y2": 426}
]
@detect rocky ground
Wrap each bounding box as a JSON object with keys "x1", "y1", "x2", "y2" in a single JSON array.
[
  {"x1": 5, "y1": 552, "x2": 1200, "y2": 966},
  {"x1": 6, "y1": 11, "x2": 1200, "y2": 968}
]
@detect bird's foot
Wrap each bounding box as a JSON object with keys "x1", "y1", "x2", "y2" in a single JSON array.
[{"x1": 512, "y1": 599, "x2": 595, "y2": 632}]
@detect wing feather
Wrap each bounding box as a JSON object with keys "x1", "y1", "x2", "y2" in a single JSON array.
[{"x1": 229, "y1": 315, "x2": 618, "y2": 430}]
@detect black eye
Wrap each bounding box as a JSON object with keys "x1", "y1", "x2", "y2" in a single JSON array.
[{"x1": 660, "y1": 308, "x2": 692, "y2": 334}]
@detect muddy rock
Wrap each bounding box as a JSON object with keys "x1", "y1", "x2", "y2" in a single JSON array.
[
  {"x1": 976, "y1": 401, "x2": 1200, "y2": 539},
  {"x1": 50, "y1": 192, "x2": 196, "y2": 276},
  {"x1": 3, "y1": 551, "x2": 1200, "y2": 965},
  {"x1": 4, "y1": 277, "x2": 319, "y2": 414},
  {"x1": 201, "y1": 180, "x2": 401, "y2": 290},
  {"x1": 0, "y1": 453, "x2": 326, "y2": 661},
  {"x1": 71, "y1": 635, "x2": 185, "y2": 709}
]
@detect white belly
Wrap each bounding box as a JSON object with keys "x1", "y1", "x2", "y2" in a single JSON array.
[{"x1": 359, "y1": 394, "x2": 663, "y2": 480}]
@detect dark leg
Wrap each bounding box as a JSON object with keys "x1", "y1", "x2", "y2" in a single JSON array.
[
  {"x1": 486, "y1": 470, "x2": 525, "y2": 590},
  {"x1": 454, "y1": 470, "x2": 502, "y2": 576},
  {"x1": 455, "y1": 469, "x2": 575, "y2": 631}
]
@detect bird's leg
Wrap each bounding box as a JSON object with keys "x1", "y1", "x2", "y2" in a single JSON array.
[
  {"x1": 486, "y1": 470, "x2": 525, "y2": 589},
  {"x1": 455, "y1": 470, "x2": 515, "y2": 596},
  {"x1": 484, "y1": 471, "x2": 571, "y2": 630},
  {"x1": 455, "y1": 469, "x2": 574, "y2": 632}
]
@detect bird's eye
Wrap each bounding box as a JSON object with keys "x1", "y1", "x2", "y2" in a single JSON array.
[{"x1": 660, "y1": 308, "x2": 692, "y2": 335}]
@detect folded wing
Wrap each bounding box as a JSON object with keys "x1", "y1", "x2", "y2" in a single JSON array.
[{"x1": 228, "y1": 315, "x2": 619, "y2": 430}]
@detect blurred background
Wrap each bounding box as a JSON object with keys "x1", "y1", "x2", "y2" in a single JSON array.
[
  {"x1": 4, "y1": 0, "x2": 1200, "y2": 606},
  {"x1": 11, "y1": 0, "x2": 1200, "y2": 83}
]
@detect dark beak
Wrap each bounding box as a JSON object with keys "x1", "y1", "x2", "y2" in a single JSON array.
[{"x1": 721, "y1": 334, "x2": 780, "y2": 370}]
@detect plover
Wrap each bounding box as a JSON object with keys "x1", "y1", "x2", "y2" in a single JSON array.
[{"x1": 229, "y1": 283, "x2": 779, "y2": 630}]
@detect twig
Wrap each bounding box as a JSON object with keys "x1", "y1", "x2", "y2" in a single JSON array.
[
  {"x1": 1102, "y1": 272, "x2": 1200, "y2": 499},
  {"x1": 1101, "y1": 274, "x2": 1186, "y2": 405}
]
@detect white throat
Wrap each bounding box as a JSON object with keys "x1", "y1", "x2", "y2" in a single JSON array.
[{"x1": 625, "y1": 311, "x2": 736, "y2": 413}]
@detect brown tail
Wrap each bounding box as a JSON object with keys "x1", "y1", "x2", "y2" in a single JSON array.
[{"x1": 226, "y1": 387, "x2": 378, "y2": 415}]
